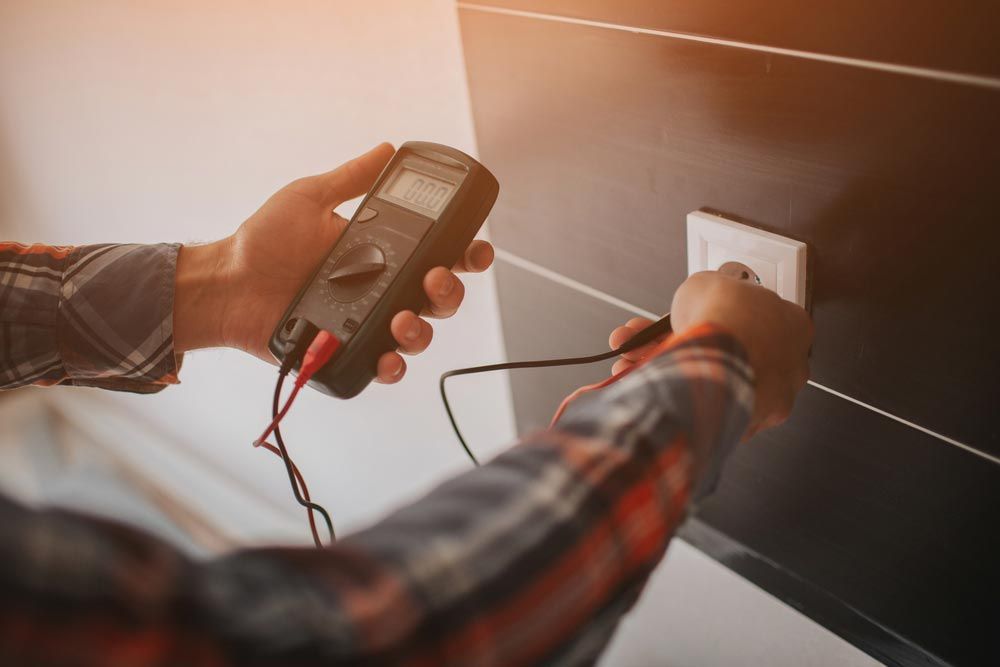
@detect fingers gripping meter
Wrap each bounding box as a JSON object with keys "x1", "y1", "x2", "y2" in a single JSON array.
[{"x1": 269, "y1": 142, "x2": 499, "y2": 398}]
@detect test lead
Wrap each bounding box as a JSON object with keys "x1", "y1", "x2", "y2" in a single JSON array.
[
  {"x1": 440, "y1": 314, "x2": 673, "y2": 464},
  {"x1": 254, "y1": 328, "x2": 341, "y2": 547}
]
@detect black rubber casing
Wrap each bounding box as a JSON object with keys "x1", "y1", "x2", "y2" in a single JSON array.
[{"x1": 268, "y1": 142, "x2": 499, "y2": 398}]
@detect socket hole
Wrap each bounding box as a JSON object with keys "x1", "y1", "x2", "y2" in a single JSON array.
[{"x1": 718, "y1": 261, "x2": 763, "y2": 285}]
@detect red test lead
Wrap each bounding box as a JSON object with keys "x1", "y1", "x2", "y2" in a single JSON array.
[
  {"x1": 254, "y1": 331, "x2": 341, "y2": 447},
  {"x1": 296, "y1": 330, "x2": 341, "y2": 387}
]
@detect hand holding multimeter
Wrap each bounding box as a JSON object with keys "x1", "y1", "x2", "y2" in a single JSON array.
[
  {"x1": 265, "y1": 141, "x2": 499, "y2": 396},
  {"x1": 185, "y1": 142, "x2": 495, "y2": 388}
]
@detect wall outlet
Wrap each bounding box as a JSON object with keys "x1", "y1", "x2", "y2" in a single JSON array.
[{"x1": 686, "y1": 211, "x2": 808, "y2": 307}]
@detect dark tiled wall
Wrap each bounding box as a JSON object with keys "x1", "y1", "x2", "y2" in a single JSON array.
[
  {"x1": 473, "y1": 1, "x2": 1000, "y2": 76},
  {"x1": 459, "y1": 4, "x2": 1000, "y2": 666}
]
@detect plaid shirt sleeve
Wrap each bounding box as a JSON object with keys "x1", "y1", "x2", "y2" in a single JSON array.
[
  {"x1": 0, "y1": 242, "x2": 181, "y2": 393},
  {"x1": 0, "y1": 324, "x2": 753, "y2": 666}
]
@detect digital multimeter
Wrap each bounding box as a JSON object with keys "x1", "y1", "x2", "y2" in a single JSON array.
[{"x1": 269, "y1": 142, "x2": 499, "y2": 398}]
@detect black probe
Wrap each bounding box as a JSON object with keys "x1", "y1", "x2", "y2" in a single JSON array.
[{"x1": 440, "y1": 313, "x2": 673, "y2": 465}]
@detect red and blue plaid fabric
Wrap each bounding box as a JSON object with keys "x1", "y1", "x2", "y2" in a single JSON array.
[{"x1": 0, "y1": 242, "x2": 753, "y2": 666}]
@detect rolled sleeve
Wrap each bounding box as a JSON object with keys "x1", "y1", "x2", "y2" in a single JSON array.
[{"x1": 0, "y1": 242, "x2": 182, "y2": 393}]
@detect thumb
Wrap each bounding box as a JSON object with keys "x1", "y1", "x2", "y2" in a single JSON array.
[{"x1": 314, "y1": 142, "x2": 395, "y2": 208}]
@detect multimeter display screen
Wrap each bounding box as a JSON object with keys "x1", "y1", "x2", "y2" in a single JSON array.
[{"x1": 379, "y1": 166, "x2": 458, "y2": 216}]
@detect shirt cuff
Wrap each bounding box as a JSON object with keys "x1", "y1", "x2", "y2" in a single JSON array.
[{"x1": 56, "y1": 243, "x2": 183, "y2": 393}]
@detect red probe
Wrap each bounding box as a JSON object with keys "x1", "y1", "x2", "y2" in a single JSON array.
[{"x1": 254, "y1": 331, "x2": 341, "y2": 447}]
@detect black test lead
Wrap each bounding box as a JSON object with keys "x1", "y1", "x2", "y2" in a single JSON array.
[{"x1": 440, "y1": 314, "x2": 673, "y2": 465}]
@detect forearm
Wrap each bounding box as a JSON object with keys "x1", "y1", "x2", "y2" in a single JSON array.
[
  {"x1": 173, "y1": 240, "x2": 230, "y2": 353},
  {"x1": 0, "y1": 237, "x2": 246, "y2": 392},
  {"x1": 0, "y1": 325, "x2": 752, "y2": 666},
  {"x1": 329, "y1": 325, "x2": 753, "y2": 664},
  {"x1": 0, "y1": 242, "x2": 182, "y2": 392}
]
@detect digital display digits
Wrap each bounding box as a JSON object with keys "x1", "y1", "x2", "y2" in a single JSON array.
[{"x1": 380, "y1": 166, "x2": 457, "y2": 216}]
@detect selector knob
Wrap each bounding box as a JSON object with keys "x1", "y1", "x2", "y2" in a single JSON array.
[{"x1": 327, "y1": 243, "x2": 386, "y2": 302}]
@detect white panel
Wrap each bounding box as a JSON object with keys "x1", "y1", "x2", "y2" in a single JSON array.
[{"x1": 687, "y1": 211, "x2": 808, "y2": 307}]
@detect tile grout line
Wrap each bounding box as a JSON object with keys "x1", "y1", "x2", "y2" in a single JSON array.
[
  {"x1": 495, "y1": 248, "x2": 663, "y2": 321},
  {"x1": 801, "y1": 382, "x2": 1000, "y2": 466},
  {"x1": 494, "y1": 248, "x2": 1000, "y2": 466},
  {"x1": 457, "y1": 3, "x2": 1000, "y2": 92}
]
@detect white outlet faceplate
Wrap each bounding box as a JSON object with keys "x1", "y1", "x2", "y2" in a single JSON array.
[{"x1": 686, "y1": 211, "x2": 807, "y2": 307}]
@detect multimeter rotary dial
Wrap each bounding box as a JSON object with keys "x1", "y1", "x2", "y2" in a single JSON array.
[{"x1": 326, "y1": 243, "x2": 387, "y2": 303}]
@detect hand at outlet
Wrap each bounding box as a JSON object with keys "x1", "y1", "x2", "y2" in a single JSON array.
[{"x1": 610, "y1": 271, "x2": 813, "y2": 438}]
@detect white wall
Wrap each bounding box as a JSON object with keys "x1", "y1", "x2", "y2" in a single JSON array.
[
  {"x1": 0, "y1": 2, "x2": 880, "y2": 665},
  {"x1": 0, "y1": 0, "x2": 516, "y2": 536}
]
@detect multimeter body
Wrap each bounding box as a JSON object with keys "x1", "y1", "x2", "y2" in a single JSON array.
[{"x1": 269, "y1": 142, "x2": 499, "y2": 398}]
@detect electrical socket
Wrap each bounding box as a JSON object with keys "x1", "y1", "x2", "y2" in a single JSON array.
[{"x1": 686, "y1": 211, "x2": 808, "y2": 307}]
